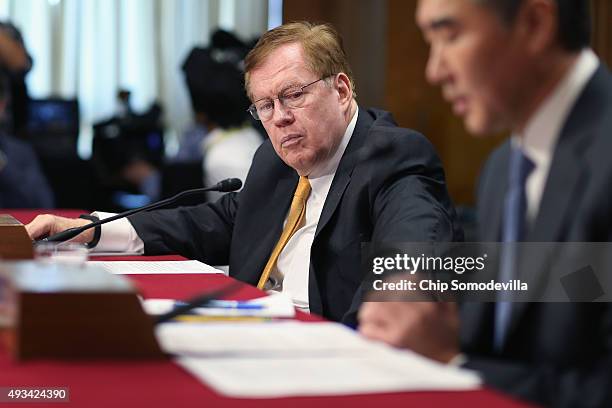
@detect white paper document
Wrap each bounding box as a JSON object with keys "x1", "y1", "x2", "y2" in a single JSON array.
[
  {"x1": 157, "y1": 322, "x2": 481, "y2": 397},
  {"x1": 87, "y1": 260, "x2": 225, "y2": 275}
]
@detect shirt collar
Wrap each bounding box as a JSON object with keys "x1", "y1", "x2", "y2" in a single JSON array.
[
  {"x1": 308, "y1": 107, "x2": 358, "y2": 179},
  {"x1": 514, "y1": 49, "x2": 599, "y2": 164}
]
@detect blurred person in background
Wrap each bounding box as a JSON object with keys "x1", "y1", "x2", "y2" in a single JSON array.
[
  {"x1": 0, "y1": 72, "x2": 54, "y2": 208},
  {"x1": 181, "y1": 29, "x2": 263, "y2": 199},
  {"x1": 0, "y1": 21, "x2": 32, "y2": 137},
  {"x1": 123, "y1": 29, "x2": 262, "y2": 202}
]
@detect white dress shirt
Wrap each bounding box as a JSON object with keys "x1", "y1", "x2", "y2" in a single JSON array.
[
  {"x1": 93, "y1": 109, "x2": 359, "y2": 312},
  {"x1": 92, "y1": 211, "x2": 145, "y2": 253},
  {"x1": 273, "y1": 109, "x2": 358, "y2": 311},
  {"x1": 514, "y1": 49, "x2": 598, "y2": 222}
]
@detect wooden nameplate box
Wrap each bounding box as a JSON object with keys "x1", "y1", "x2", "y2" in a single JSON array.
[{"x1": 0, "y1": 214, "x2": 33, "y2": 259}]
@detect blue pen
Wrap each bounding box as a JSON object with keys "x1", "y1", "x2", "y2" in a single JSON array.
[
  {"x1": 174, "y1": 300, "x2": 265, "y2": 310},
  {"x1": 209, "y1": 300, "x2": 266, "y2": 310}
]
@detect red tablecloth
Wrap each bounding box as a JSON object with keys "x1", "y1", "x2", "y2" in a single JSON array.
[{"x1": 0, "y1": 210, "x2": 529, "y2": 407}]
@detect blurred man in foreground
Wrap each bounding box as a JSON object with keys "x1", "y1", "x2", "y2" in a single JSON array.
[
  {"x1": 359, "y1": 0, "x2": 612, "y2": 406},
  {"x1": 27, "y1": 22, "x2": 461, "y2": 325}
]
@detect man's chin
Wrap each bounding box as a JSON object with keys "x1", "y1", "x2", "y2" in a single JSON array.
[
  {"x1": 464, "y1": 115, "x2": 497, "y2": 138},
  {"x1": 283, "y1": 155, "x2": 314, "y2": 176}
]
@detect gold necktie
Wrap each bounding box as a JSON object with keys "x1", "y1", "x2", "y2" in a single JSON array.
[{"x1": 257, "y1": 176, "x2": 311, "y2": 289}]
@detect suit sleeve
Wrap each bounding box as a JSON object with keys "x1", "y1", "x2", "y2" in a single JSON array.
[
  {"x1": 368, "y1": 129, "x2": 461, "y2": 243},
  {"x1": 464, "y1": 314, "x2": 612, "y2": 408},
  {"x1": 370, "y1": 134, "x2": 459, "y2": 244},
  {"x1": 343, "y1": 129, "x2": 462, "y2": 325},
  {"x1": 128, "y1": 192, "x2": 239, "y2": 265}
]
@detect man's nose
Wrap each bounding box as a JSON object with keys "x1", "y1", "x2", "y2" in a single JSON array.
[
  {"x1": 272, "y1": 100, "x2": 294, "y2": 125},
  {"x1": 425, "y1": 47, "x2": 445, "y2": 85}
]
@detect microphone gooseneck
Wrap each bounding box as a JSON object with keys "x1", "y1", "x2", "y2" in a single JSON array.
[{"x1": 39, "y1": 178, "x2": 243, "y2": 244}]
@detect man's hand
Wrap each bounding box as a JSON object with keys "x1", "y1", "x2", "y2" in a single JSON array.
[
  {"x1": 25, "y1": 215, "x2": 93, "y2": 243},
  {"x1": 358, "y1": 300, "x2": 461, "y2": 363}
]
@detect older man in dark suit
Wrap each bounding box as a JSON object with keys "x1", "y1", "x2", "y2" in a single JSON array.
[
  {"x1": 359, "y1": 1, "x2": 612, "y2": 406},
  {"x1": 26, "y1": 22, "x2": 462, "y2": 325}
]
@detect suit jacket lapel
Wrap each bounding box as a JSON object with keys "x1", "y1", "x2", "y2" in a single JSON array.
[
  {"x1": 241, "y1": 170, "x2": 297, "y2": 283},
  {"x1": 528, "y1": 141, "x2": 585, "y2": 242},
  {"x1": 270, "y1": 172, "x2": 299, "y2": 231},
  {"x1": 529, "y1": 65, "x2": 607, "y2": 242},
  {"x1": 308, "y1": 109, "x2": 373, "y2": 315},
  {"x1": 314, "y1": 108, "x2": 373, "y2": 238},
  {"x1": 462, "y1": 145, "x2": 509, "y2": 348},
  {"x1": 506, "y1": 66, "x2": 607, "y2": 339},
  {"x1": 478, "y1": 147, "x2": 509, "y2": 242},
  {"x1": 507, "y1": 137, "x2": 588, "y2": 340}
]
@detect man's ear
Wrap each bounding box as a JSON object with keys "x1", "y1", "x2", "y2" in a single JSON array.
[
  {"x1": 334, "y1": 72, "x2": 353, "y2": 106},
  {"x1": 515, "y1": 0, "x2": 558, "y2": 55}
]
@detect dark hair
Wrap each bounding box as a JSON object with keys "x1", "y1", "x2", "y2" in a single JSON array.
[
  {"x1": 476, "y1": 0, "x2": 590, "y2": 51},
  {"x1": 182, "y1": 30, "x2": 251, "y2": 129}
]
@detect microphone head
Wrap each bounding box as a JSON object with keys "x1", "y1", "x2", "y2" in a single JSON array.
[{"x1": 216, "y1": 178, "x2": 242, "y2": 192}]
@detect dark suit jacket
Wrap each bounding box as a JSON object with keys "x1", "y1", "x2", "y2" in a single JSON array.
[
  {"x1": 129, "y1": 108, "x2": 462, "y2": 324},
  {"x1": 463, "y1": 65, "x2": 612, "y2": 407}
]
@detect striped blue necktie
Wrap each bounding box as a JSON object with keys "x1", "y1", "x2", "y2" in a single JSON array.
[{"x1": 494, "y1": 146, "x2": 535, "y2": 351}]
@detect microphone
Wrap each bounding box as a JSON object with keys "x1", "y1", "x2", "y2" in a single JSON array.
[
  {"x1": 39, "y1": 178, "x2": 243, "y2": 244},
  {"x1": 212, "y1": 178, "x2": 242, "y2": 193}
]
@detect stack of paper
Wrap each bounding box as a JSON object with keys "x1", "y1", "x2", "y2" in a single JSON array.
[
  {"x1": 88, "y1": 260, "x2": 225, "y2": 275},
  {"x1": 156, "y1": 321, "x2": 481, "y2": 397}
]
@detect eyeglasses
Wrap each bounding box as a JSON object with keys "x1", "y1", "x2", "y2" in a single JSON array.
[{"x1": 247, "y1": 77, "x2": 329, "y2": 121}]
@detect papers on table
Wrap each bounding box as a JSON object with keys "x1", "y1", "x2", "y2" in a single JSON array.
[
  {"x1": 87, "y1": 260, "x2": 225, "y2": 275},
  {"x1": 156, "y1": 321, "x2": 481, "y2": 397},
  {"x1": 144, "y1": 292, "x2": 296, "y2": 318}
]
